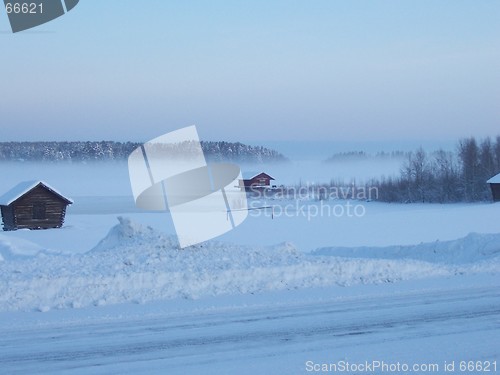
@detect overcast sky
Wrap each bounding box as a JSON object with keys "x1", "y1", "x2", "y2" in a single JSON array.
[{"x1": 0, "y1": 0, "x2": 498, "y2": 143}]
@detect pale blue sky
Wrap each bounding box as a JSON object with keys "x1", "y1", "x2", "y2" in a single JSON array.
[{"x1": 0, "y1": 0, "x2": 498, "y2": 143}]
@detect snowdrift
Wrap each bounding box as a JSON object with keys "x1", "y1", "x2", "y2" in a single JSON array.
[
  {"x1": 312, "y1": 232, "x2": 500, "y2": 264},
  {"x1": 0, "y1": 217, "x2": 498, "y2": 312},
  {"x1": 0, "y1": 234, "x2": 50, "y2": 261}
]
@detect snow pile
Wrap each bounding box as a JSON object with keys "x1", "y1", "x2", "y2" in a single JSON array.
[
  {"x1": 91, "y1": 216, "x2": 177, "y2": 252},
  {"x1": 0, "y1": 234, "x2": 47, "y2": 261},
  {"x1": 0, "y1": 218, "x2": 498, "y2": 312},
  {"x1": 312, "y1": 232, "x2": 500, "y2": 265}
]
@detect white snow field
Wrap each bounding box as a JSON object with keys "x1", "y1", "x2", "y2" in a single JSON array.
[{"x1": 0, "y1": 161, "x2": 499, "y2": 374}]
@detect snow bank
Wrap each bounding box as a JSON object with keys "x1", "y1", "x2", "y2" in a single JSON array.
[
  {"x1": 312, "y1": 232, "x2": 500, "y2": 264},
  {"x1": 0, "y1": 234, "x2": 47, "y2": 261},
  {"x1": 91, "y1": 216, "x2": 177, "y2": 252},
  {"x1": 0, "y1": 218, "x2": 498, "y2": 312}
]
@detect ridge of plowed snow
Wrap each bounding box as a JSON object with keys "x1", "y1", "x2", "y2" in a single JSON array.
[
  {"x1": 0, "y1": 217, "x2": 498, "y2": 312},
  {"x1": 312, "y1": 232, "x2": 500, "y2": 264}
]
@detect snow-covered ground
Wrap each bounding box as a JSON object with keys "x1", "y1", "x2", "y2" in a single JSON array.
[
  {"x1": 0, "y1": 275, "x2": 498, "y2": 374},
  {"x1": 0, "y1": 161, "x2": 499, "y2": 374},
  {"x1": 2, "y1": 199, "x2": 500, "y2": 254}
]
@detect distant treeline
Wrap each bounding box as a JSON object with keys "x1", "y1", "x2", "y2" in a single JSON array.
[
  {"x1": 369, "y1": 135, "x2": 500, "y2": 203},
  {"x1": 309, "y1": 136, "x2": 500, "y2": 203},
  {"x1": 0, "y1": 141, "x2": 288, "y2": 163},
  {"x1": 325, "y1": 150, "x2": 408, "y2": 162}
]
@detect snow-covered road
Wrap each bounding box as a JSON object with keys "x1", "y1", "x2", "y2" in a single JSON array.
[{"x1": 1, "y1": 275, "x2": 498, "y2": 374}]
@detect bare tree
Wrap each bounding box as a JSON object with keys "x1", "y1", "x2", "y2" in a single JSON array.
[
  {"x1": 433, "y1": 149, "x2": 460, "y2": 202},
  {"x1": 495, "y1": 136, "x2": 500, "y2": 171},
  {"x1": 458, "y1": 137, "x2": 480, "y2": 201},
  {"x1": 412, "y1": 147, "x2": 432, "y2": 202}
]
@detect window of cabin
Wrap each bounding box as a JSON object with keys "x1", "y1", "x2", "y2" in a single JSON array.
[{"x1": 32, "y1": 202, "x2": 47, "y2": 219}]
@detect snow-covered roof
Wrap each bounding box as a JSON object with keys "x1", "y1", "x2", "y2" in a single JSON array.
[
  {"x1": 487, "y1": 173, "x2": 500, "y2": 184},
  {"x1": 0, "y1": 181, "x2": 73, "y2": 206},
  {"x1": 255, "y1": 172, "x2": 274, "y2": 180},
  {"x1": 241, "y1": 172, "x2": 275, "y2": 181},
  {"x1": 249, "y1": 172, "x2": 275, "y2": 180}
]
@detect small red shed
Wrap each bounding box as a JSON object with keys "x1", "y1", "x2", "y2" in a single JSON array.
[{"x1": 239, "y1": 172, "x2": 275, "y2": 191}]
